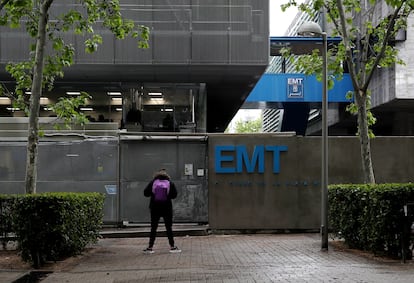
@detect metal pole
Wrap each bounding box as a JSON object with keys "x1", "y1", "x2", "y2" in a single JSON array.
[{"x1": 321, "y1": 32, "x2": 329, "y2": 251}]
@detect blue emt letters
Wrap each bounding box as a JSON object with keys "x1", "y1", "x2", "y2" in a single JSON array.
[{"x1": 214, "y1": 145, "x2": 288, "y2": 174}]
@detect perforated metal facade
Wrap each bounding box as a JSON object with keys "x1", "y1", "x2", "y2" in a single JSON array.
[{"x1": 0, "y1": 0, "x2": 270, "y2": 133}]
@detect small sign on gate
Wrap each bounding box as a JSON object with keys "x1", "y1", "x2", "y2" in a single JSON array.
[{"x1": 105, "y1": 185, "x2": 117, "y2": 195}]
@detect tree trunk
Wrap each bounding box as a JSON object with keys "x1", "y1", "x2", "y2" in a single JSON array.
[
  {"x1": 25, "y1": 1, "x2": 52, "y2": 194},
  {"x1": 356, "y1": 90, "x2": 375, "y2": 184}
]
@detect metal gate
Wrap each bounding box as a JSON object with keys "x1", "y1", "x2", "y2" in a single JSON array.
[
  {"x1": 119, "y1": 133, "x2": 208, "y2": 223},
  {"x1": 0, "y1": 138, "x2": 119, "y2": 223}
]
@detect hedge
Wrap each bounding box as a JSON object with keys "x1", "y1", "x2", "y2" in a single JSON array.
[
  {"x1": 0, "y1": 196, "x2": 15, "y2": 249},
  {"x1": 0, "y1": 192, "x2": 105, "y2": 268},
  {"x1": 329, "y1": 183, "x2": 414, "y2": 259}
]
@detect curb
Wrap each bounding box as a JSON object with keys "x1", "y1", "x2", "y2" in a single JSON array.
[{"x1": 99, "y1": 224, "x2": 211, "y2": 238}]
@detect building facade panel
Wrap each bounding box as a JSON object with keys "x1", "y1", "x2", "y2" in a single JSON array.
[
  {"x1": 0, "y1": 1, "x2": 268, "y2": 65},
  {"x1": 0, "y1": 28, "x2": 31, "y2": 62},
  {"x1": 396, "y1": 15, "x2": 414, "y2": 99}
]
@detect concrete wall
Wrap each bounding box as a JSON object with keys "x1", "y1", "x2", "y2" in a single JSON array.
[
  {"x1": 208, "y1": 134, "x2": 414, "y2": 230},
  {"x1": 2, "y1": 134, "x2": 414, "y2": 228}
]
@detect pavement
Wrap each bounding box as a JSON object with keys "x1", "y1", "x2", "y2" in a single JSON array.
[{"x1": 1, "y1": 225, "x2": 414, "y2": 283}]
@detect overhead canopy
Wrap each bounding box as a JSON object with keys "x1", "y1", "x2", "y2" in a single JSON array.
[
  {"x1": 270, "y1": 36, "x2": 342, "y2": 56},
  {"x1": 247, "y1": 73, "x2": 353, "y2": 104}
]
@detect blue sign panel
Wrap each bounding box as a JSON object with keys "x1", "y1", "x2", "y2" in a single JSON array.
[{"x1": 246, "y1": 73, "x2": 353, "y2": 103}]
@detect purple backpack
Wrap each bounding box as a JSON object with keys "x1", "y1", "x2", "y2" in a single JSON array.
[{"x1": 152, "y1": 179, "x2": 170, "y2": 202}]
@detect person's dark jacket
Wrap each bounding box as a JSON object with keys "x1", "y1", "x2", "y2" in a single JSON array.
[{"x1": 144, "y1": 171, "x2": 177, "y2": 211}]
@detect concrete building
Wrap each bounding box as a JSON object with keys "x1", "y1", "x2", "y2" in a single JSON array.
[
  {"x1": 258, "y1": 0, "x2": 414, "y2": 136},
  {"x1": 0, "y1": 0, "x2": 269, "y2": 134}
]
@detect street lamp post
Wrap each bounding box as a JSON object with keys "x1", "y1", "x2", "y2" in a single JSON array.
[{"x1": 298, "y1": 22, "x2": 329, "y2": 251}]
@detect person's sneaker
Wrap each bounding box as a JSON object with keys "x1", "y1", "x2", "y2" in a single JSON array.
[
  {"x1": 143, "y1": 247, "x2": 154, "y2": 254},
  {"x1": 169, "y1": 246, "x2": 181, "y2": 253}
]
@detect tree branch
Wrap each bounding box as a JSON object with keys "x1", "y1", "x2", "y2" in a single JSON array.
[
  {"x1": 325, "y1": 3, "x2": 341, "y2": 33},
  {"x1": 0, "y1": 0, "x2": 12, "y2": 12},
  {"x1": 362, "y1": 3, "x2": 404, "y2": 92},
  {"x1": 336, "y1": 0, "x2": 361, "y2": 93},
  {"x1": 359, "y1": 5, "x2": 376, "y2": 86}
]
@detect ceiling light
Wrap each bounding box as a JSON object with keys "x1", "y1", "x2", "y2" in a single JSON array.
[
  {"x1": 80, "y1": 107, "x2": 93, "y2": 111},
  {"x1": 148, "y1": 92, "x2": 163, "y2": 96},
  {"x1": 107, "y1": 91, "x2": 122, "y2": 96},
  {"x1": 111, "y1": 97, "x2": 122, "y2": 101},
  {"x1": 0, "y1": 97, "x2": 11, "y2": 105},
  {"x1": 115, "y1": 108, "x2": 122, "y2": 111},
  {"x1": 66, "y1": 91, "x2": 81, "y2": 95}
]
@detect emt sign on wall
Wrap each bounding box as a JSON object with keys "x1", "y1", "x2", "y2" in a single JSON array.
[
  {"x1": 214, "y1": 145, "x2": 288, "y2": 174},
  {"x1": 208, "y1": 134, "x2": 322, "y2": 230}
]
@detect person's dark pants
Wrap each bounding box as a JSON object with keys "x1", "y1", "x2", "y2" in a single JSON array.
[{"x1": 149, "y1": 208, "x2": 174, "y2": 248}]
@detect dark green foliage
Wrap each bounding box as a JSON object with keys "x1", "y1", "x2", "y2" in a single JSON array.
[
  {"x1": 0, "y1": 196, "x2": 16, "y2": 249},
  {"x1": 329, "y1": 183, "x2": 414, "y2": 259},
  {"x1": 1, "y1": 192, "x2": 105, "y2": 268}
]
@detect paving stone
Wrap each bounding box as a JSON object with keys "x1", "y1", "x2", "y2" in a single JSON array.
[{"x1": 37, "y1": 234, "x2": 414, "y2": 283}]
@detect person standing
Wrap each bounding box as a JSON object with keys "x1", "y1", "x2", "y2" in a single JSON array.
[{"x1": 143, "y1": 169, "x2": 181, "y2": 253}]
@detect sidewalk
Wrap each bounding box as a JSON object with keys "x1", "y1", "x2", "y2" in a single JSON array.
[{"x1": 2, "y1": 227, "x2": 414, "y2": 283}]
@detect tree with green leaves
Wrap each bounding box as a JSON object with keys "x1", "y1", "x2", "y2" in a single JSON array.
[
  {"x1": 0, "y1": 0, "x2": 149, "y2": 193},
  {"x1": 282, "y1": 0, "x2": 413, "y2": 183},
  {"x1": 232, "y1": 117, "x2": 262, "y2": 133}
]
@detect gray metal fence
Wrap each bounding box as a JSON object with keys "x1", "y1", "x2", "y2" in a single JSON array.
[
  {"x1": 0, "y1": 133, "x2": 209, "y2": 224},
  {"x1": 0, "y1": 138, "x2": 119, "y2": 223}
]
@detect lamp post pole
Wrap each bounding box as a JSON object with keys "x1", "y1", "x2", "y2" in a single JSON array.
[
  {"x1": 321, "y1": 32, "x2": 329, "y2": 251},
  {"x1": 298, "y1": 21, "x2": 329, "y2": 251}
]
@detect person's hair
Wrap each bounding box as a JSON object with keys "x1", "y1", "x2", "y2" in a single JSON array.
[{"x1": 153, "y1": 168, "x2": 170, "y2": 180}]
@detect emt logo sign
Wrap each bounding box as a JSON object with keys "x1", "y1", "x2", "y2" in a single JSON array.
[
  {"x1": 214, "y1": 145, "x2": 288, "y2": 174},
  {"x1": 287, "y1": 77, "x2": 304, "y2": 98}
]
